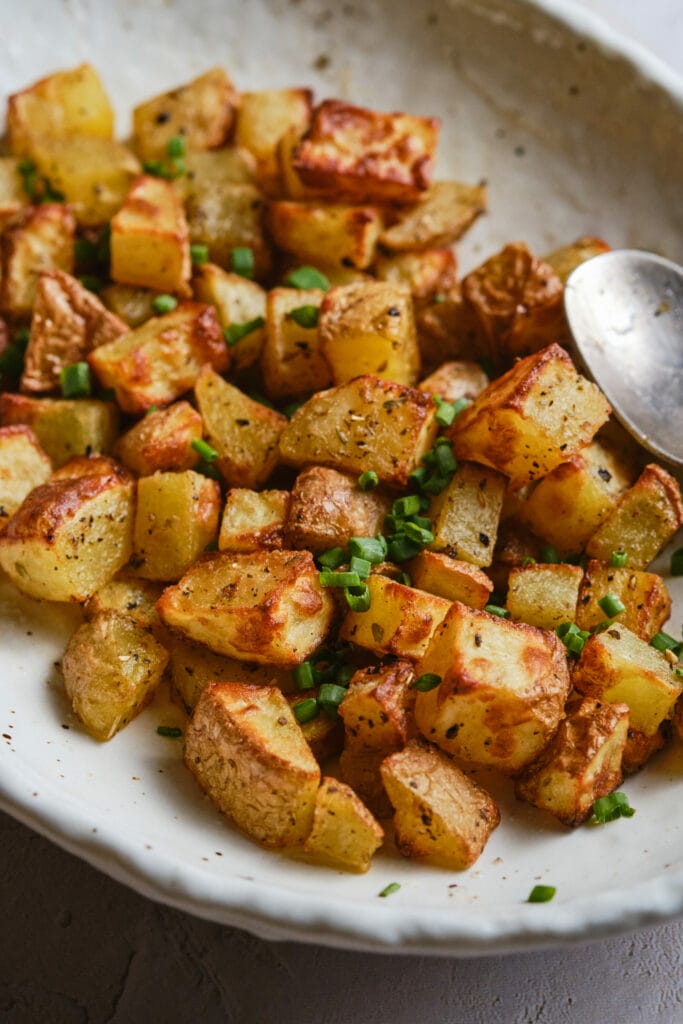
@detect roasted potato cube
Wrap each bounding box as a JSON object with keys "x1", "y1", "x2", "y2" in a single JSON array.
[
  {"x1": 170, "y1": 639, "x2": 293, "y2": 714},
  {"x1": 21, "y1": 270, "x2": 128, "y2": 393},
  {"x1": 415, "y1": 285, "x2": 486, "y2": 371},
  {"x1": 0, "y1": 204, "x2": 75, "y2": 318},
  {"x1": 318, "y1": 281, "x2": 420, "y2": 387},
  {"x1": 374, "y1": 249, "x2": 457, "y2": 301},
  {"x1": 572, "y1": 624, "x2": 682, "y2": 735},
  {"x1": 0, "y1": 393, "x2": 118, "y2": 467},
  {"x1": 339, "y1": 574, "x2": 451, "y2": 661},
  {"x1": 0, "y1": 455, "x2": 134, "y2": 601},
  {"x1": 417, "y1": 360, "x2": 489, "y2": 403},
  {"x1": 184, "y1": 682, "x2": 321, "y2": 847},
  {"x1": 407, "y1": 550, "x2": 493, "y2": 609},
  {"x1": 286, "y1": 692, "x2": 344, "y2": 766},
  {"x1": 157, "y1": 549, "x2": 336, "y2": 666},
  {"x1": 185, "y1": 182, "x2": 269, "y2": 279},
  {"x1": 515, "y1": 697, "x2": 629, "y2": 826},
  {"x1": 339, "y1": 660, "x2": 416, "y2": 753},
  {"x1": 116, "y1": 401, "x2": 202, "y2": 476},
  {"x1": 110, "y1": 175, "x2": 191, "y2": 296},
  {"x1": 175, "y1": 147, "x2": 257, "y2": 202},
  {"x1": 261, "y1": 287, "x2": 331, "y2": 400},
  {"x1": 488, "y1": 517, "x2": 544, "y2": 594},
  {"x1": 302, "y1": 776, "x2": 383, "y2": 872},
  {"x1": 235, "y1": 88, "x2": 313, "y2": 194},
  {"x1": 622, "y1": 726, "x2": 666, "y2": 774},
  {"x1": 449, "y1": 344, "x2": 611, "y2": 489},
  {"x1": 268, "y1": 200, "x2": 382, "y2": 270},
  {"x1": 338, "y1": 747, "x2": 392, "y2": 819},
  {"x1": 0, "y1": 425, "x2": 52, "y2": 532},
  {"x1": 194, "y1": 365, "x2": 286, "y2": 488},
  {"x1": 278, "y1": 124, "x2": 328, "y2": 201},
  {"x1": 132, "y1": 470, "x2": 221, "y2": 582},
  {"x1": 192, "y1": 263, "x2": 266, "y2": 373},
  {"x1": 543, "y1": 235, "x2": 611, "y2": 284},
  {"x1": 279, "y1": 375, "x2": 438, "y2": 487},
  {"x1": 0, "y1": 158, "x2": 28, "y2": 228},
  {"x1": 380, "y1": 180, "x2": 487, "y2": 250},
  {"x1": 429, "y1": 461, "x2": 506, "y2": 567},
  {"x1": 100, "y1": 283, "x2": 156, "y2": 328},
  {"x1": 462, "y1": 242, "x2": 567, "y2": 365},
  {"x1": 575, "y1": 559, "x2": 671, "y2": 641},
  {"x1": 285, "y1": 465, "x2": 389, "y2": 552},
  {"x1": 219, "y1": 488, "x2": 289, "y2": 553},
  {"x1": 23, "y1": 135, "x2": 140, "y2": 226},
  {"x1": 585, "y1": 464, "x2": 683, "y2": 570},
  {"x1": 414, "y1": 601, "x2": 571, "y2": 773},
  {"x1": 83, "y1": 573, "x2": 164, "y2": 630},
  {"x1": 381, "y1": 739, "x2": 500, "y2": 869},
  {"x1": 89, "y1": 302, "x2": 227, "y2": 414},
  {"x1": 7, "y1": 64, "x2": 114, "y2": 155},
  {"x1": 62, "y1": 612, "x2": 168, "y2": 741},
  {"x1": 293, "y1": 100, "x2": 439, "y2": 203},
  {"x1": 132, "y1": 67, "x2": 237, "y2": 161},
  {"x1": 506, "y1": 562, "x2": 583, "y2": 631}
]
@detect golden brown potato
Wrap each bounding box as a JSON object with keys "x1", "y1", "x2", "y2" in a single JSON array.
[
  {"x1": 515, "y1": 697, "x2": 629, "y2": 826},
  {"x1": 0, "y1": 393, "x2": 118, "y2": 468},
  {"x1": 0, "y1": 158, "x2": 29, "y2": 227},
  {"x1": 374, "y1": 249, "x2": 457, "y2": 301},
  {"x1": 219, "y1": 488, "x2": 289, "y2": 553},
  {"x1": 100, "y1": 284, "x2": 157, "y2": 328},
  {"x1": 0, "y1": 204, "x2": 75, "y2": 319},
  {"x1": 622, "y1": 726, "x2": 666, "y2": 774},
  {"x1": 184, "y1": 682, "x2": 320, "y2": 848},
  {"x1": 89, "y1": 302, "x2": 227, "y2": 414},
  {"x1": 448, "y1": 344, "x2": 611, "y2": 489},
  {"x1": 417, "y1": 360, "x2": 489, "y2": 403},
  {"x1": 414, "y1": 285, "x2": 486, "y2": 371},
  {"x1": 575, "y1": 560, "x2": 671, "y2": 641},
  {"x1": 285, "y1": 465, "x2": 390, "y2": 553},
  {"x1": 543, "y1": 235, "x2": 611, "y2": 284},
  {"x1": 267, "y1": 200, "x2": 382, "y2": 269},
  {"x1": 279, "y1": 375, "x2": 438, "y2": 487},
  {"x1": 116, "y1": 401, "x2": 202, "y2": 476},
  {"x1": 380, "y1": 180, "x2": 487, "y2": 250},
  {"x1": 185, "y1": 182, "x2": 269, "y2": 279},
  {"x1": 292, "y1": 100, "x2": 439, "y2": 203},
  {"x1": 381, "y1": 739, "x2": 500, "y2": 869},
  {"x1": 0, "y1": 454, "x2": 134, "y2": 602},
  {"x1": 261, "y1": 287, "x2": 330, "y2": 400},
  {"x1": 407, "y1": 550, "x2": 493, "y2": 609},
  {"x1": 302, "y1": 777, "x2": 383, "y2": 872},
  {"x1": 175, "y1": 147, "x2": 258, "y2": 202},
  {"x1": 132, "y1": 67, "x2": 237, "y2": 161},
  {"x1": 21, "y1": 270, "x2": 128, "y2": 393},
  {"x1": 429, "y1": 461, "x2": 506, "y2": 567},
  {"x1": 192, "y1": 263, "x2": 266, "y2": 373},
  {"x1": 235, "y1": 88, "x2": 313, "y2": 194},
  {"x1": 414, "y1": 601, "x2": 571, "y2": 774},
  {"x1": 170, "y1": 639, "x2": 293, "y2": 714},
  {"x1": 0, "y1": 424, "x2": 52, "y2": 532},
  {"x1": 194, "y1": 365, "x2": 286, "y2": 489},
  {"x1": 157, "y1": 549, "x2": 336, "y2": 667},
  {"x1": 278, "y1": 124, "x2": 328, "y2": 201},
  {"x1": 340, "y1": 661, "x2": 416, "y2": 753},
  {"x1": 83, "y1": 573, "x2": 164, "y2": 630},
  {"x1": 506, "y1": 562, "x2": 583, "y2": 631}
]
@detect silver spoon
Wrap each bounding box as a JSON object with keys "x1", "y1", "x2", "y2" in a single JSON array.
[{"x1": 564, "y1": 250, "x2": 683, "y2": 468}]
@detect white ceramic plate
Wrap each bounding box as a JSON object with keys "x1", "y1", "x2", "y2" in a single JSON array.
[{"x1": 1, "y1": 0, "x2": 683, "y2": 956}]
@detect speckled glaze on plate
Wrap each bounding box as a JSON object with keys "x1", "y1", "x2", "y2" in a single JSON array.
[{"x1": 1, "y1": 0, "x2": 682, "y2": 956}]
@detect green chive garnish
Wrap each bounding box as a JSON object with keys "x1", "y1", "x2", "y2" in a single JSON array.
[
  {"x1": 289, "y1": 305, "x2": 320, "y2": 328},
  {"x1": 191, "y1": 439, "x2": 219, "y2": 462},
  {"x1": 349, "y1": 555, "x2": 371, "y2": 579},
  {"x1": 527, "y1": 885, "x2": 556, "y2": 903},
  {"x1": 591, "y1": 792, "x2": 635, "y2": 824},
  {"x1": 398, "y1": 572, "x2": 412, "y2": 586},
  {"x1": 650, "y1": 631, "x2": 681, "y2": 655},
  {"x1": 166, "y1": 135, "x2": 186, "y2": 158},
  {"x1": 59, "y1": 362, "x2": 91, "y2": 399},
  {"x1": 610, "y1": 549, "x2": 628, "y2": 568},
  {"x1": 386, "y1": 534, "x2": 422, "y2": 563},
  {"x1": 358, "y1": 471, "x2": 379, "y2": 491},
  {"x1": 224, "y1": 317, "x2": 265, "y2": 346},
  {"x1": 318, "y1": 682, "x2": 347, "y2": 714},
  {"x1": 540, "y1": 545, "x2": 559, "y2": 564},
  {"x1": 319, "y1": 570, "x2": 362, "y2": 588},
  {"x1": 286, "y1": 265, "x2": 331, "y2": 291},
  {"x1": 230, "y1": 247, "x2": 255, "y2": 279},
  {"x1": 411, "y1": 673, "x2": 441, "y2": 692},
  {"x1": 293, "y1": 698, "x2": 319, "y2": 724},
  {"x1": 484, "y1": 604, "x2": 510, "y2": 618},
  {"x1": 157, "y1": 725, "x2": 183, "y2": 738},
  {"x1": 391, "y1": 495, "x2": 422, "y2": 519},
  {"x1": 451, "y1": 397, "x2": 470, "y2": 417},
  {"x1": 152, "y1": 294, "x2": 178, "y2": 315},
  {"x1": 190, "y1": 243, "x2": 209, "y2": 265},
  {"x1": 344, "y1": 583, "x2": 371, "y2": 612},
  {"x1": 598, "y1": 592, "x2": 626, "y2": 618},
  {"x1": 378, "y1": 882, "x2": 401, "y2": 898},
  {"x1": 292, "y1": 662, "x2": 316, "y2": 690},
  {"x1": 348, "y1": 536, "x2": 387, "y2": 564},
  {"x1": 335, "y1": 664, "x2": 355, "y2": 688},
  {"x1": 317, "y1": 547, "x2": 347, "y2": 570},
  {"x1": 434, "y1": 396, "x2": 457, "y2": 427}
]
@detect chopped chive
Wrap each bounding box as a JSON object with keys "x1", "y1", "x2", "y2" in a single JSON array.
[
  {"x1": 434, "y1": 396, "x2": 457, "y2": 427},
  {"x1": 409, "y1": 466, "x2": 429, "y2": 489},
  {"x1": 196, "y1": 459, "x2": 222, "y2": 480},
  {"x1": 349, "y1": 555, "x2": 371, "y2": 579},
  {"x1": 169, "y1": 157, "x2": 186, "y2": 178},
  {"x1": 166, "y1": 135, "x2": 186, "y2": 158},
  {"x1": 230, "y1": 247, "x2": 255, "y2": 279},
  {"x1": 610, "y1": 549, "x2": 628, "y2": 568},
  {"x1": 191, "y1": 438, "x2": 219, "y2": 462},
  {"x1": 527, "y1": 885, "x2": 556, "y2": 903},
  {"x1": 391, "y1": 495, "x2": 422, "y2": 519},
  {"x1": 564, "y1": 632, "x2": 588, "y2": 657},
  {"x1": 386, "y1": 534, "x2": 422, "y2": 563},
  {"x1": 292, "y1": 661, "x2": 316, "y2": 690},
  {"x1": 540, "y1": 544, "x2": 559, "y2": 564},
  {"x1": 670, "y1": 548, "x2": 683, "y2": 577},
  {"x1": 401, "y1": 520, "x2": 434, "y2": 546},
  {"x1": 190, "y1": 243, "x2": 209, "y2": 265},
  {"x1": 224, "y1": 317, "x2": 265, "y2": 346},
  {"x1": 398, "y1": 572, "x2": 412, "y2": 586},
  {"x1": 59, "y1": 362, "x2": 91, "y2": 398},
  {"x1": 286, "y1": 265, "x2": 330, "y2": 291},
  {"x1": 348, "y1": 536, "x2": 387, "y2": 564},
  {"x1": 152, "y1": 294, "x2": 178, "y2": 315},
  {"x1": 520, "y1": 556, "x2": 537, "y2": 567},
  {"x1": 378, "y1": 882, "x2": 401, "y2": 898},
  {"x1": 421, "y1": 474, "x2": 451, "y2": 496},
  {"x1": 157, "y1": 725, "x2": 183, "y2": 738},
  {"x1": 591, "y1": 792, "x2": 635, "y2": 824},
  {"x1": 485, "y1": 604, "x2": 510, "y2": 618},
  {"x1": 593, "y1": 618, "x2": 616, "y2": 634},
  {"x1": 317, "y1": 547, "x2": 347, "y2": 570},
  {"x1": 344, "y1": 583, "x2": 371, "y2": 612},
  {"x1": 289, "y1": 304, "x2": 320, "y2": 328},
  {"x1": 451, "y1": 397, "x2": 470, "y2": 417},
  {"x1": 293, "y1": 697, "x2": 320, "y2": 723},
  {"x1": 433, "y1": 443, "x2": 457, "y2": 476},
  {"x1": 318, "y1": 682, "x2": 347, "y2": 715},
  {"x1": 411, "y1": 673, "x2": 441, "y2": 692},
  {"x1": 598, "y1": 592, "x2": 626, "y2": 618},
  {"x1": 335, "y1": 664, "x2": 355, "y2": 688},
  {"x1": 18, "y1": 158, "x2": 38, "y2": 198},
  {"x1": 675, "y1": 667, "x2": 683, "y2": 678},
  {"x1": 319, "y1": 570, "x2": 362, "y2": 588},
  {"x1": 650, "y1": 631, "x2": 681, "y2": 655},
  {"x1": 142, "y1": 159, "x2": 173, "y2": 179},
  {"x1": 358, "y1": 471, "x2": 379, "y2": 491}
]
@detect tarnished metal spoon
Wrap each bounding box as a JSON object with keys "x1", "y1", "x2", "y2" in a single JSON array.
[{"x1": 564, "y1": 250, "x2": 683, "y2": 468}]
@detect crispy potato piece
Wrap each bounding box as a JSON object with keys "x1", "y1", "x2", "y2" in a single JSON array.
[
  {"x1": 184, "y1": 682, "x2": 320, "y2": 847},
  {"x1": 338, "y1": 748, "x2": 393, "y2": 819},
  {"x1": 0, "y1": 393, "x2": 118, "y2": 467},
  {"x1": 110, "y1": 175, "x2": 191, "y2": 296},
  {"x1": 380, "y1": 181, "x2": 487, "y2": 250},
  {"x1": 235, "y1": 88, "x2": 313, "y2": 194},
  {"x1": 572, "y1": 624, "x2": 682, "y2": 736},
  {"x1": 415, "y1": 285, "x2": 486, "y2": 371},
  {"x1": 192, "y1": 263, "x2": 266, "y2": 373},
  {"x1": 285, "y1": 465, "x2": 390, "y2": 553},
  {"x1": 418, "y1": 360, "x2": 489, "y2": 404},
  {"x1": 100, "y1": 284, "x2": 157, "y2": 328},
  {"x1": 185, "y1": 182, "x2": 270, "y2": 280},
  {"x1": 116, "y1": 401, "x2": 202, "y2": 476},
  {"x1": 302, "y1": 777, "x2": 383, "y2": 872},
  {"x1": 175, "y1": 147, "x2": 257, "y2": 203},
  {"x1": 194, "y1": 365, "x2": 286, "y2": 488},
  {"x1": 293, "y1": 100, "x2": 439, "y2": 203},
  {"x1": 0, "y1": 454, "x2": 134, "y2": 601},
  {"x1": 462, "y1": 242, "x2": 567, "y2": 365},
  {"x1": 0, "y1": 425, "x2": 52, "y2": 532},
  {"x1": 170, "y1": 639, "x2": 293, "y2": 714},
  {"x1": 62, "y1": 611, "x2": 169, "y2": 741},
  {"x1": 278, "y1": 124, "x2": 329, "y2": 201},
  {"x1": 488, "y1": 517, "x2": 544, "y2": 595},
  {"x1": 407, "y1": 550, "x2": 493, "y2": 609},
  {"x1": 24, "y1": 135, "x2": 140, "y2": 226},
  {"x1": 279, "y1": 375, "x2": 438, "y2": 487},
  {"x1": 339, "y1": 574, "x2": 451, "y2": 661},
  {"x1": 340, "y1": 661, "x2": 416, "y2": 753},
  {"x1": 83, "y1": 573, "x2": 164, "y2": 630},
  {"x1": 132, "y1": 67, "x2": 237, "y2": 161},
  {"x1": 515, "y1": 698, "x2": 629, "y2": 826},
  {"x1": 543, "y1": 235, "x2": 611, "y2": 284},
  {"x1": 157, "y1": 549, "x2": 336, "y2": 667},
  {"x1": 318, "y1": 281, "x2": 420, "y2": 387},
  {"x1": 219, "y1": 488, "x2": 289, "y2": 553},
  {"x1": 414, "y1": 601, "x2": 571, "y2": 774},
  {"x1": 381, "y1": 739, "x2": 500, "y2": 869},
  {"x1": 429, "y1": 461, "x2": 506, "y2": 568},
  {"x1": 0, "y1": 204, "x2": 75, "y2": 319},
  {"x1": 622, "y1": 726, "x2": 666, "y2": 774},
  {"x1": 506, "y1": 562, "x2": 583, "y2": 631},
  {"x1": 575, "y1": 560, "x2": 671, "y2": 641},
  {"x1": 267, "y1": 200, "x2": 382, "y2": 269},
  {"x1": 286, "y1": 692, "x2": 344, "y2": 766},
  {"x1": 262, "y1": 287, "x2": 331, "y2": 400},
  {"x1": 0, "y1": 158, "x2": 28, "y2": 228},
  {"x1": 448, "y1": 343, "x2": 611, "y2": 489},
  {"x1": 132, "y1": 471, "x2": 221, "y2": 582},
  {"x1": 89, "y1": 302, "x2": 227, "y2": 414},
  {"x1": 7, "y1": 64, "x2": 114, "y2": 155},
  {"x1": 21, "y1": 270, "x2": 128, "y2": 393},
  {"x1": 374, "y1": 249, "x2": 457, "y2": 301},
  {"x1": 585, "y1": 464, "x2": 683, "y2": 570}
]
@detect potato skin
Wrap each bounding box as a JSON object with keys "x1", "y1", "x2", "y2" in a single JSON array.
[
  {"x1": 0, "y1": 204, "x2": 75, "y2": 318},
  {"x1": 285, "y1": 465, "x2": 390, "y2": 552},
  {"x1": 116, "y1": 401, "x2": 202, "y2": 476},
  {"x1": 0, "y1": 424, "x2": 52, "y2": 532}
]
